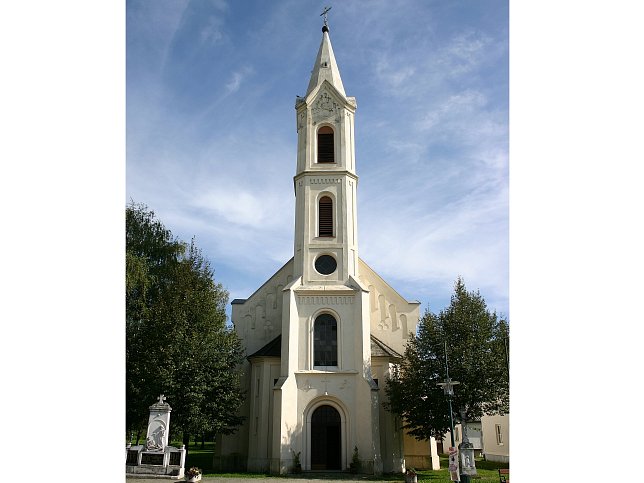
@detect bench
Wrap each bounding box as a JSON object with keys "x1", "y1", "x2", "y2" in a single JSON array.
[{"x1": 498, "y1": 468, "x2": 510, "y2": 483}]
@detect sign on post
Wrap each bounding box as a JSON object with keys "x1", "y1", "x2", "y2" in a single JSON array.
[{"x1": 448, "y1": 447, "x2": 460, "y2": 481}]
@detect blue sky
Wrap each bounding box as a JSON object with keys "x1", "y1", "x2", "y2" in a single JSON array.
[{"x1": 126, "y1": 0, "x2": 509, "y2": 318}]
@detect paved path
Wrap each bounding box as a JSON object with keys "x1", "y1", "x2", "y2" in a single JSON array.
[{"x1": 126, "y1": 475, "x2": 401, "y2": 483}]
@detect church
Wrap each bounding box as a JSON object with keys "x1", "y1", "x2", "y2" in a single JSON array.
[{"x1": 214, "y1": 21, "x2": 425, "y2": 475}]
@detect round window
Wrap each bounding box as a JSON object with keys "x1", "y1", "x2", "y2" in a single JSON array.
[{"x1": 315, "y1": 255, "x2": 337, "y2": 275}]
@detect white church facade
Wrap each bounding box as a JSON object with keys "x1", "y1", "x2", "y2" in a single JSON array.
[{"x1": 214, "y1": 23, "x2": 423, "y2": 475}]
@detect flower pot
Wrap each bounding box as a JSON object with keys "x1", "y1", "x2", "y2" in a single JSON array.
[
  {"x1": 185, "y1": 475, "x2": 201, "y2": 482},
  {"x1": 405, "y1": 474, "x2": 417, "y2": 483}
]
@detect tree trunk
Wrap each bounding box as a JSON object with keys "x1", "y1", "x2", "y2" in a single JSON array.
[
  {"x1": 201, "y1": 434, "x2": 205, "y2": 449},
  {"x1": 183, "y1": 432, "x2": 191, "y2": 447},
  {"x1": 136, "y1": 429, "x2": 142, "y2": 446}
]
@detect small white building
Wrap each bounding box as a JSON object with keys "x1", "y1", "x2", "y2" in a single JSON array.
[
  {"x1": 213, "y1": 23, "x2": 421, "y2": 475},
  {"x1": 481, "y1": 415, "x2": 509, "y2": 463},
  {"x1": 442, "y1": 415, "x2": 509, "y2": 462}
]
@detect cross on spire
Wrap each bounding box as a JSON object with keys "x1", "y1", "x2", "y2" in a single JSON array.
[
  {"x1": 320, "y1": 6, "x2": 332, "y2": 27},
  {"x1": 157, "y1": 394, "x2": 167, "y2": 405}
]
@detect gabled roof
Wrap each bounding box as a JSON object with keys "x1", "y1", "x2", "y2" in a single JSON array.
[
  {"x1": 370, "y1": 335, "x2": 403, "y2": 359},
  {"x1": 305, "y1": 28, "x2": 346, "y2": 98},
  {"x1": 247, "y1": 335, "x2": 281, "y2": 360},
  {"x1": 231, "y1": 258, "x2": 294, "y2": 307},
  {"x1": 246, "y1": 334, "x2": 402, "y2": 361}
]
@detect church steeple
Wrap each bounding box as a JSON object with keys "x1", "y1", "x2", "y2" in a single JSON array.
[
  {"x1": 305, "y1": 25, "x2": 346, "y2": 98},
  {"x1": 292, "y1": 20, "x2": 359, "y2": 285}
]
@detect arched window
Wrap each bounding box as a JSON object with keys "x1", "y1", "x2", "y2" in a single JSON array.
[
  {"x1": 318, "y1": 196, "x2": 333, "y2": 237},
  {"x1": 314, "y1": 313, "x2": 337, "y2": 366},
  {"x1": 317, "y1": 126, "x2": 334, "y2": 163}
]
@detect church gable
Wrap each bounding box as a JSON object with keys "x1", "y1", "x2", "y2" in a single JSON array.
[
  {"x1": 296, "y1": 82, "x2": 356, "y2": 134},
  {"x1": 358, "y1": 258, "x2": 420, "y2": 353},
  {"x1": 306, "y1": 80, "x2": 352, "y2": 110},
  {"x1": 312, "y1": 87, "x2": 342, "y2": 125},
  {"x1": 231, "y1": 258, "x2": 294, "y2": 357}
]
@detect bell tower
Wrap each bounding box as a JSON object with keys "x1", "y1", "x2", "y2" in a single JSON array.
[
  {"x1": 292, "y1": 22, "x2": 359, "y2": 286},
  {"x1": 220, "y1": 13, "x2": 420, "y2": 476}
]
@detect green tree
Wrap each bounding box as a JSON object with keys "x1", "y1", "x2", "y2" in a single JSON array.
[
  {"x1": 384, "y1": 277, "x2": 509, "y2": 442},
  {"x1": 126, "y1": 202, "x2": 245, "y2": 445},
  {"x1": 126, "y1": 202, "x2": 184, "y2": 439}
]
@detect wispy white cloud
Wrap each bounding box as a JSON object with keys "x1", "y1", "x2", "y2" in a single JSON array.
[
  {"x1": 191, "y1": 188, "x2": 271, "y2": 228},
  {"x1": 198, "y1": 1, "x2": 230, "y2": 45},
  {"x1": 359, "y1": 181, "x2": 508, "y2": 307},
  {"x1": 200, "y1": 16, "x2": 224, "y2": 45},
  {"x1": 225, "y1": 66, "x2": 254, "y2": 94},
  {"x1": 375, "y1": 60, "x2": 416, "y2": 89},
  {"x1": 439, "y1": 30, "x2": 493, "y2": 78}
]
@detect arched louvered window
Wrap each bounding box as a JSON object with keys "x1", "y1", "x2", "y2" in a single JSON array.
[
  {"x1": 317, "y1": 126, "x2": 334, "y2": 163},
  {"x1": 314, "y1": 313, "x2": 337, "y2": 366},
  {"x1": 318, "y1": 196, "x2": 333, "y2": 237}
]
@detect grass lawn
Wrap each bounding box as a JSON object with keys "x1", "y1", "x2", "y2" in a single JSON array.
[
  {"x1": 174, "y1": 441, "x2": 508, "y2": 481},
  {"x1": 406, "y1": 456, "x2": 508, "y2": 483}
]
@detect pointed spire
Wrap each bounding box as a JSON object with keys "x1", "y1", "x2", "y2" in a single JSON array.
[{"x1": 305, "y1": 25, "x2": 346, "y2": 98}]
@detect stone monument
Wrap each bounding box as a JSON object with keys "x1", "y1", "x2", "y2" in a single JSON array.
[
  {"x1": 126, "y1": 395, "x2": 186, "y2": 479},
  {"x1": 458, "y1": 411, "x2": 477, "y2": 483},
  {"x1": 429, "y1": 436, "x2": 441, "y2": 470}
]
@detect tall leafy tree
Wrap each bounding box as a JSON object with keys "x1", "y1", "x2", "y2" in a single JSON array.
[
  {"x1": 126, "y1": 202, "x2": 245, "y2": 444},
  {"x1": 384, "y1": 277, "x2": 509, "y2": 442},
  {"x1": 126, "y1": 202, "x2": 184, "y2": 437}
]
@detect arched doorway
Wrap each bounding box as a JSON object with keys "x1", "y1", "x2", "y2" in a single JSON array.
[{"x1": 310, "y1": 405, "x2": 341, "y2": 470}]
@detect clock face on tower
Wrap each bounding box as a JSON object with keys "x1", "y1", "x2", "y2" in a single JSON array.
[{"x1": 314, "y1": 255, "x2": 337, "y2": 275}]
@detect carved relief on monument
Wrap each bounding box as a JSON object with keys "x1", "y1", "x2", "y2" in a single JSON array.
[
  {"x1": 144, "y1": 395, "x2": 170, "y2": 452},
  {"x1": 145, "y1": 421, "x2": 167, "y2": 451}
]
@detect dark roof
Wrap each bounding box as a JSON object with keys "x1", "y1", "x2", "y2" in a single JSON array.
[
  {"x1": 231, "y1": 299, "x2": 247, "y2": 305},
  {"x1": 247, "y1": 334, "x2": 401, "y2": 361},
  {"x1": 370, "y1": 335, "x2": 403, "y2": 359},
  {"x1": 247, "y1": 335, "x2": 282, "y2": 360}
]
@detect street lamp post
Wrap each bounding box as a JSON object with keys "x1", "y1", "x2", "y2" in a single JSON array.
[
  {"x1": 437, "y1": 341, "x2": 460, "y2": 482},
  {"x1": 436, "y1": 378, "x2": 458, "y2": 447},
  {"x1": 438, "y1": 343, "x2": 477, "y2": 483}
]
